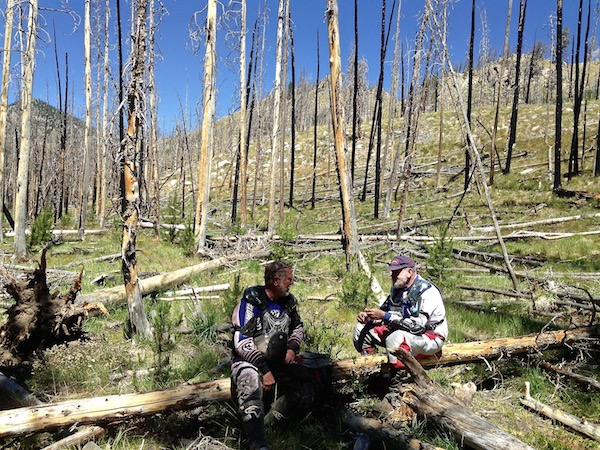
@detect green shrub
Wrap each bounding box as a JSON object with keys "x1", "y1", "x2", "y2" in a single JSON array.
[
  {"x1": 28, "y1": 207, "x2": 54, "y2": 250},
  {"x1": 424, "y1": 225, "x2": 454, "y2": 286},
  {"x1": 149, "y1": 301, "x2": 182, "y2": 386},
  {"x1": 339, "y1": 271, "x2": 375, "y2": 311}
]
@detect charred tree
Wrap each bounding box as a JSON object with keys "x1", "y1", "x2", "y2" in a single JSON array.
[
  {"x1": 568, "y1": 0, "x2": 591, "y2": 178},
  {"x1": 504, "y1": 0, "x2": 528, "y2": 174},
  {"x1": 465, "y1": 0, "x2": 475, "y2": 191},
  {"x1": 490, "y1": 0, "x2": 513, "y2": 185},
  {"x1": 554, "y1": 0, "x2": 564, "y2": 191}
]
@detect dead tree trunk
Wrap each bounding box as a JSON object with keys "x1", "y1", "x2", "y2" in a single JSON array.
[
  {"x1": 326, "y1": 0, "x2": 360, "y2": 270},
  {"x1": 194, "y1": 0, "x2": 217, "y2": 249},
  {"x1": 78, "y1": 0, "x2": 93, "y2": 240},
  {"x1": 121, "y1": 0, "x2": 152, "y2": 338},
  {"x1": 311, "y1": 30, "x2": 320, "y2": 209},
  {"x1": 13, "y1": 0, "x2": 38, "y2": 261},
  {"x1": 0, "y1": 0, "x2": 15, "y2": 243}
]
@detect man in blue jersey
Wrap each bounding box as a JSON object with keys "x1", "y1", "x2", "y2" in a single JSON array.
[
  {"x1": 231, "y1": 261, "x2": 314, "y2": 450},
  {"x1": 353, "y1": 255, "x2": 447, "y2": 373}
]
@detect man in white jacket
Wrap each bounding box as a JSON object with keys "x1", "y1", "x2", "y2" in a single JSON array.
[{"x1": 353, "y1": 255, "x2": 448, "y2": 371}]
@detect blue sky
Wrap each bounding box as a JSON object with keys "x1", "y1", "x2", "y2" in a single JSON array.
[{"x1": 22, "y1": 1, "x2": 587, "y2": 134}]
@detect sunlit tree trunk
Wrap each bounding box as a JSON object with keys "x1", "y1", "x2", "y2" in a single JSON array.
[
  {"x1": 267, "y1": 0, "x2": 285, "y2": 235},
  {"x1": 99, "y1": 0, "x2": 110, "y2": 228},
  {"x1": 78, "y1": 0, "x2": 93, "y2": 240},
  {"x1": 0, "y1": 0, "x2": 15, "y2": 242},
  {"x1": 122, "y1": 0, "x2": 152, "y2": 338},
  {"x1": 14, "y1": 0, "x2": 38, "y2": 260},
  {"x1": 238, "y1": 0, "x2": 248, "y2": 226},
  {"x1": 326, "y1": 0, "x2": 360, "y2": 270},
  {"x1": 148, "y1": 0, "x2": 160, "y2": 238},
  {"x1": 381, "y1": 0, "x2": 402, "y2": 214},
  {"x1": 278, "y1": 0, "x2": 290, "y2": 223},
  {"x1": 194, "y1": 0, "x2": 217, "y2": 249},
  {"x1": 311, "y1": 30, "x2": 320, "y2": 210}
]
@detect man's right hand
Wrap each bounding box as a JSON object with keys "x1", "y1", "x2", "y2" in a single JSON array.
[
  {"x1": 357, "y1": 310, "x2": 369, "y2": 324},
  {"x1": 262, "y1": 371, "x2": 275, "y2": 390}
]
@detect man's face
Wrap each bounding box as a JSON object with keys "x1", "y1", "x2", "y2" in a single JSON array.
[
  {"x1": 391, "y1": 267, "x2": 413, "y2": 289},
  {"x1": 273, "y1": 268, "x2": 294, "y2": 298}
]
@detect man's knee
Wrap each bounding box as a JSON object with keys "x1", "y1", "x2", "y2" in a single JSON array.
[{"x1": 232, "y1": 362, "x2": 263, "y2": 412}]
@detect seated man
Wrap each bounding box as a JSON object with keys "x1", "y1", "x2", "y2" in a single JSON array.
[
  {"x1": 231, "y1": 261, "x2": 314, "y2": 450},
  {"x1": 353, "y1": 255, "x2": 447, "y2": 372}
]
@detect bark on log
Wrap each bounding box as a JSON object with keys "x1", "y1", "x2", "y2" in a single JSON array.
[
  {"x1": 397, "y1": 348, "x2": 535, "y2": 450},
  {"x1": 75, "y1": 249, "x2": 270, "y2": 306},
  {"x1": 521, "y1": 382, "x2": 600, "y2": 441},
  {"x1": 0, "y1": 327, "x2": 595, "y2": 439}
]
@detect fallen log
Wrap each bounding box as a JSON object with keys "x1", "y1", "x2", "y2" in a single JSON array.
[
  {"x1": 162, "y1": 283, "x2": 231, "y2": 297},
  {"x1": 331, "y1": 326, "x2": 598, "y2": 379},
  {"x1": 75, "y1": 249, "x2": 270, "y2": 306},
  {"x1": 471, "y1": 213, "x2": 600, "y2": 234},
  {"x1": 341, "y1": 410, "x2": 442, "y2": 450},
  {"x1": 520, "y1": 381, "x2": 600, "y2": 441},
  {"x1": 0, "y1": 327, "x2": 595, "y2": 439},
  {"x1": 0, "y1": 371, "x2": 42, "y2": 409},
  {"x1": 40, "y1": 426, "x2": 106, "y2": 450},
  {"x1": 397, "y1": 348, "x2": 535, "y2": 450},
  {"x1": 0, "y1": 378, "x2": 231, "y2": 438},
  {"x1": 458, "y1": 285, "x2": 533, "y2": 299},
  {"x1": 0, "y1": 372, "x2": 105, "y2": 449},
  {"x1": 538, "y1": 360, "x2": 600, "y2": 392}
]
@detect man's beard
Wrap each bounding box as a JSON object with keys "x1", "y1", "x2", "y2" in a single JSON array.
[{"x1": 394, "y1": 278, "x2": 408, "y2": 289}]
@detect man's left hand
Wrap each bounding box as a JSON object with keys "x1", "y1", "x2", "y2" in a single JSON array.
[{"x1": 285, "y1": 349, "x2": 296, "y2": 364}]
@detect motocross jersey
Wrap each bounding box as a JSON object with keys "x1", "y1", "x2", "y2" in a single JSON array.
[
  {"x1": 380, "y1": 275, "x2": 448, "y2": 338},
  {"x1": 232, "y1": 286, "x2": 304, "y2": 374}
]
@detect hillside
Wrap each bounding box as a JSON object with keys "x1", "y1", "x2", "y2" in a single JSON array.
[{"x1": 0, "y1": 57, "x2": 599, "y2": 449}]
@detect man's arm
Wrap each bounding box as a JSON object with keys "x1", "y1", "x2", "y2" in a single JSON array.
[
  {"x1": 285, "y1": 296, "x2": 304, "y2": 361},
  {"x1": 232, "y1": 293, "x2": 270, "y2": 374}
]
